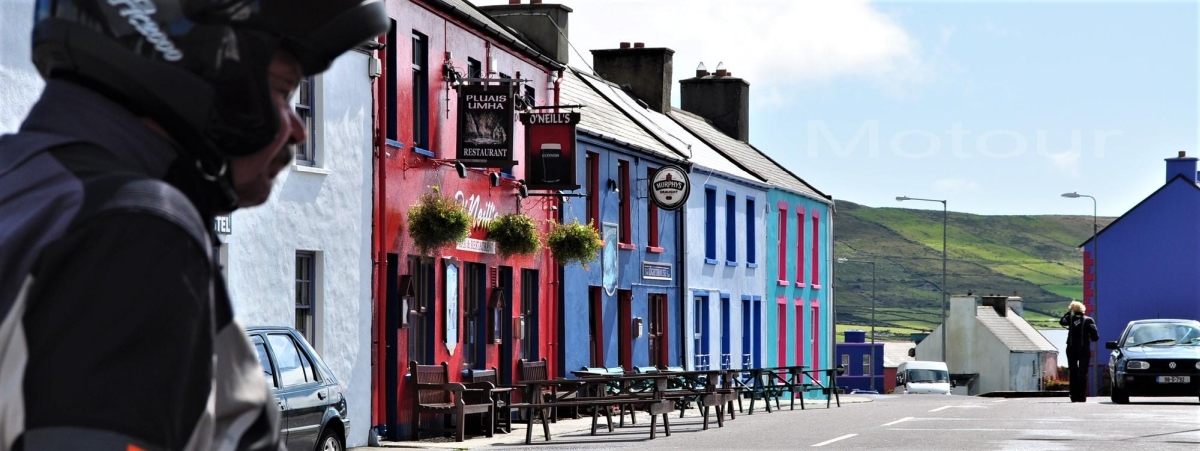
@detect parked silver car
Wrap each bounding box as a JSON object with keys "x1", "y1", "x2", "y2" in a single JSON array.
[{"x1": 249, "y1": 326, "x2": 350, "y2": 451}]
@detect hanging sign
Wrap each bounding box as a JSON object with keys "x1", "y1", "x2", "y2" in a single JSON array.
[
  {"x1": 649, "y1": 165, "x2": 690, "y2": 210},
  {"x1": 520, "y1": 112, "x2": 581, "y2": 190},
  {"x1": 444, "y1": 259, "x2": 459, "y2": 355},
  {"x1": 457, "y1": 84, "x2": 515, "y2": 168},
  {"x1": 602, "y1": 223, "x2": 618, "y2": 296}
]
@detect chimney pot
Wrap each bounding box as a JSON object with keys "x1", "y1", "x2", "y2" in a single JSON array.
[
  {"x1": 634, "y1": 42, "x2": 645, "y2": 48},
  {"x1": 530, "y1": 0, "x2": 542, "y2": 3},
  {"x1": 508, "y1": 0, "x2": 520, "y2": 4},
  {"x1": 620, "y1": 42, "x2": 631, "y2": 49},
  {"x1": 696, "y1": 62, "x2": 708, "y2": 77},
  {"x1": 1180, "y1": 151, "x2": 1187, "y2": 158}
]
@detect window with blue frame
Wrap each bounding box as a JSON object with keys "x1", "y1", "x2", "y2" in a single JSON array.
[
  {"x1": 411, "y1": 31, "x2": 430, "y2": 155},
  {"x1": 745, "y1": 197, "x2": 756, "y2": 266},
  {"x1": 385, "y1": 20, "x2": 398, "y2": 146},
  {"x1": 725, "y1": 192, "x2": 736, "y2": 265},
  {"x1": 720, "y1": 294, "x2": 731, "y2": 369},
  {"x1": 704, "y1": 186, "x2": 716, "y2": 264}
]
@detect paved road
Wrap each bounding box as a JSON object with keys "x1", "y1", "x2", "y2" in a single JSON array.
[{"x1": 467, "y1": 395, "x2": 1200, "y2": 450}]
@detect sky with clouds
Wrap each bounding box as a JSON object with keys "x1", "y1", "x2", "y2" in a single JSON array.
[{"x1": 478, "y1": 0, "x2": 1199, "y2": 217}]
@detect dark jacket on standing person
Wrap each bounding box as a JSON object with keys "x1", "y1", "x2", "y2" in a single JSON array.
[{"x1": 1060, "y1": 311, "x2": 1099, "y2": 349}]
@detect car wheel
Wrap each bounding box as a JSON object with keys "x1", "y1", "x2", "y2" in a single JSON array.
[
  {"x1": 318, "y1": 427, "x2": 343, "y2": 451},
  {"x1": 1110, "y1": 384, "x2": 1129, "y2": 404}
]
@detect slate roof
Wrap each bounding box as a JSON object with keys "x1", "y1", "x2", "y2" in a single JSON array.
[
  {"x1": 558, "y1": 69, "x2": 680, "y2": 160},
  {"x1": 882, "y1": 342, "x2": 916, "y2": 368},
  {"x1": 670, "y1": 108, "x2": 831, "y2": 203},
  {"x1": 976, "y1": 307, "x2": 1059, "y2": 353},
  {"x1": 426, "y1": 0, "x2": 562, "y2": 69}
]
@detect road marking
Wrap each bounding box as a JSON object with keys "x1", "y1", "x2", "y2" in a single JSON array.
[
  {"x1": 882, "y1": 417, "x2": 914, "y2": 427},
  {"x1": 812, "y1": 434, "x2": 858, "y2": 447},
  {"x1": 929, "y1": 405, "x2": 953, "y2": 412},
  {"x1": 991, "y1": 399, "x2": 1009, "y2": 403}
]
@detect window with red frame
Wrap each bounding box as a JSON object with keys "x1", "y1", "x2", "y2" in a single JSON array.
[
  {"x1": 794, "y1": 300, "x2": 803, "y2": 365},
  {"x1": 776, "y1": 300, "x2": 787, "y2": 365},
  {"x1": 796, "y1": 207, "x2": 805, "y2": 285},
  {"x1": 618, "y1": 159, "x2": 631, "y2": 246},
  {"x1": 810, "y1": 303, "x2": 820, "y2": 369},
  {"x1": 812, "y1": 212, "x2": 820, "y2": 285},
  {"x1": 586, "y1": 152, "x2": 598, "y2": 230},
  {"x1": 777, "y1": 205, "x2": 788, "y2": 282},
  {"x1": 647, "y1": 167, "x2": 661, "y2": 250}
]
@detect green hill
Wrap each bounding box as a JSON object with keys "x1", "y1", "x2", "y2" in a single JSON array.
[{"x1": 833, "y1": 201, "x2": 1113, "y2": 340}]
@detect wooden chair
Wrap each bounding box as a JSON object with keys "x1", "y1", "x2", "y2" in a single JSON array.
[
  {"x1": 410, "y1": 361, "x2": 494, "y2": 442},
  {"x1": 466, "y1": 367, "x2": 513, "y2": 433},
  {"x1": 518, "y1": 358, "x2": 563, "y2": 422}
]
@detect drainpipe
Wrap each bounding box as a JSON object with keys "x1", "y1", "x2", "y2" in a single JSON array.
[
  {"x1": 371, "y1": 34, "x2": 388, "y2": 439},
  {"x1": 828, "y1": 200, "x2": 836, "y2": 377}
]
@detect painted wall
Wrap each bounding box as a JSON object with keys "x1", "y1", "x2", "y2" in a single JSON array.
[
  {"x1": 0, "y1": 0, "x2": 42, "y2": 133},
  {"x1": 1086, "y1": 177, "x2": 1200, "y2": 347},
  {"x1": 224, "y1": 50, "x2": 376, "y2": 447},
  {"x1": 561, "y1": 135, "x2": 681, "y2": 373},
  {"x1": 683, "y1": 168, "x2": 767, "y2": 370},
  {"x1": 835, "y1": 333, "x2": 884, "y2": 392},
  {"x1": 375, "y1": 0, "x2": 561, "y2": 440},
  {"x1": 765, "y1": 188, "x2": 833, "y2": 384}
]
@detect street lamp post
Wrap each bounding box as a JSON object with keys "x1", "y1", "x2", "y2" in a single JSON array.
[
  {"x1": 1062, "y1": 191, "x2": 1099, "y2": 398},
  {"x1": 896, "y1": 196, "x2": 948, "y2": 363},
  {"x1": 837, "y1": 258, "x2": 876, "y2": 392}
]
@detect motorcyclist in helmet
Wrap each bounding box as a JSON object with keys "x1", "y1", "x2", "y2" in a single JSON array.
[{"x1": 0, "y1": 1, "x2": 388, "y2": 449}]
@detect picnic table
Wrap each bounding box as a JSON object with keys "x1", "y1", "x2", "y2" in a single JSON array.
[
  {"x1": 731, "y1": 365, "x2": 808, "y2": 414},
  {"x1": 511, "y1": 373, "x2": 676, "y2": 444}
]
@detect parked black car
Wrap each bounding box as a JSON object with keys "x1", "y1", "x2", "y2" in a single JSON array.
[
  {"x1": 1105, "y1": 319, "x2": 1200, "y2": 404},
  {"x1": 248, "y1": 326, "x2": 350, "y2": 451}
]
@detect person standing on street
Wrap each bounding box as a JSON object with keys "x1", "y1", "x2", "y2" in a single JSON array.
[
  {"x1": 0, "y1": 1, "x2": 388, "y2": 450},
  {"x1": 1059, "y1": 300, "x2": 1099, "y2": 403}
]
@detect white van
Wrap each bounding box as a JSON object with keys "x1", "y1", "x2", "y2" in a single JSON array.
[{"x1": 896, "y1": 361, "x2": 953, "y2": 395}]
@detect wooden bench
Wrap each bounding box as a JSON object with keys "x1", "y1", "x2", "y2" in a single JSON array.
[
  {"x1": 409, "y1": 361, "x2": 493, "y2": 442},
  {"x1": 512, "y1": 375, "x2": 676, "y2": 444},
  {"x1": 466, "y1": 367, "x2": 514, "y2": 433},
  {"x1": 519, "y1": 358, "x2": 566, "y2": 422},
  {"x1": 793, "y1": 368, "x2": 843, "y2": 409}
]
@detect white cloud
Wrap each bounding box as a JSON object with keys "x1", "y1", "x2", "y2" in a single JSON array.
[
  {"x1": 933, "y1": 178, "x2": 980, "y2": 193},
  {"x1": 1048, "y1": 151, "x2": 1082, "y2": 178},
  {"x1": 477, "y1": 0, "x2": 928, "y2": 89}
]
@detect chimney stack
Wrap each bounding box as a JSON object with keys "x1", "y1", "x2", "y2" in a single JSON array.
[
  {"x1": 680, "y1": 61, "x2": 750, "y2": 141},
  {"x1": 478, "y1": 2, "x2": 573, "y2": 65},
  {"x1": 1165, "y1": 151, "x2": 1198, "y2": 184},
  {"x1": 591, "y1": 44, "x2": 675, "y2": 114}
]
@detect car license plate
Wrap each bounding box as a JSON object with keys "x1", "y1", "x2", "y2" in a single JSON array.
[{"x1": 1156, "y1": 376, "x2": 1190, "y2": 384}]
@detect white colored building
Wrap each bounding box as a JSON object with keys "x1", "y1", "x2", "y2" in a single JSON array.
[
  {"x1": 220, "y1": 48, "x2": 377, "y2": 447},
  {"x1": 0, "y1": 0, "x2": 42, "y2": 134},
  {"x1": 917, "y1": 296, "x2": 1059, "y2": 394}
]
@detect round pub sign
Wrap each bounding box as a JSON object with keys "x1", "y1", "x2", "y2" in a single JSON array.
[{"x1": 649, "y1": 165, "x2": 690, "y2": 210}]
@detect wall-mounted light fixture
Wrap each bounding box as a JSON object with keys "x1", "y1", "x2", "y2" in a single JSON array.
[
  {"x1": 518, "y1": 180, "x2": 529, "y2": 199},
  {"x1": 489, "y1": 171, "x2": 501, "y2": 187},
  {"x1": 607, "y1": 179, "x2": 619, "y2": 193},
  {"x1": 455, "y1": 162, "x2": 467, "y2": 179}
]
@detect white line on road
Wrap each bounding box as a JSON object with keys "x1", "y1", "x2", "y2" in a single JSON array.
[
  {"x1": 812, "y1": 434, "x2": 858, "y2": 447},
  {"x1": 882, "y1": 417, "x2": 914, "y2": 427},
  {"x1": 991, "y1": 399, "x2": 1009, "y2": 403},
  {"x1": 929, "y1": 405, "x2": 953, "y2": 412}
]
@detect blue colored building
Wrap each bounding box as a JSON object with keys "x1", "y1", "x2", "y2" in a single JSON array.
[
  {"x1": 1080, "y1": 151, "x2": 1200, "y2": 393},
  {"x1": 557, "y1": 68, "x2": 687, "y2": 372},
  {"x1": 835, "y1": 330, "x2": 885, "y2": 393}
]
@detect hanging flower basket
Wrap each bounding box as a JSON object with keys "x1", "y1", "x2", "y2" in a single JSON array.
[
  {"x1": 547, "y1": 219, "x2": 602, "y2": 267},
  {"x1": 407, "y1": 188, "x2": 471, "y2": 257},
  {"x1": 488, "y1": 213, "x2": 541, "y2": 258}
]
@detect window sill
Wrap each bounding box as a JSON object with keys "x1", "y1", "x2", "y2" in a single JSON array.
[
  {"x1": 725, "y1": 260, "x2": 738, "y2": 267},
  {"x1": 796, "y1": 282, "x2": 806, "y2": 288},
  {"x1": 812, "y1": 284, "x2": 823, "y2": 290},
  {"x1": 293, "y1": 164, "x2": 332, "y2": 175},
  {"x1": 746, "y1": 263, "x2": 758, "y2": 268},
  {"x1": 385, "y1": 139, "x2": 405, "y2": 149},
  {"x1": 777, "y1": 280, "x2": 789, "y2": 286},
  {"x1": 619, "y1": 243, "x2": 636, "y2": 251},
  {"x1": 705, "y1": 258, "x2": 719, "y2": 265},
  {"x1": 646, "y1": 246, "x2": 665, "y2": 253},
  {"x1": 413, "y1": 146, "x2": 434, "y2": 157}
]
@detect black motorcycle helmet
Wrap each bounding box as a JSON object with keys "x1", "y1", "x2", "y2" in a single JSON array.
[{"x1": 31, "y1": 0, "x2": 389, "y2": 161}]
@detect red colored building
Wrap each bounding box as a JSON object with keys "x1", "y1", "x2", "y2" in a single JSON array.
[{"x1": 372, "y1": 0, "x2": 567, "y2": 440}]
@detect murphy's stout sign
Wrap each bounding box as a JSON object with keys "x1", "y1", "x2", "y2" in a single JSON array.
[
  {"x1": 457, "y1": 85, "x2": 515, "y2": 168},
  {"x1": 649, "y1": 165, "x2": 690, "y2": 210},
  {"x1": 520, "y1": 111, "x2": 581, "y2": 190}
]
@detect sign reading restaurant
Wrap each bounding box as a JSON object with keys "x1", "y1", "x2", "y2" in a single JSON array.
[{"x1": 457, "y1": 84, "x2": 515, "y2": 168}]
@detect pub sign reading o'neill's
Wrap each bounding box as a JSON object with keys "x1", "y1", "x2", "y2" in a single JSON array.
[
  {"x1": 649, "y1": 164, "x2": 690, "y2": 210},
  {"x1": 520, "y1": 111, "x2": 581, "y2": 190},
  {"x1": 457, "y1": 84, "x2": 515, "y2": 168}
]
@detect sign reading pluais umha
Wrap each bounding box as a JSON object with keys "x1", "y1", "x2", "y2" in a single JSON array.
[{"x1": 457, "y1": 85, "x2": 515, "y2": 168}]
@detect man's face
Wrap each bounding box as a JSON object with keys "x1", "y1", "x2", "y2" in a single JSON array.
[{"x1": 230, "y1": 51, "x2": 306, "y2": 208}]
